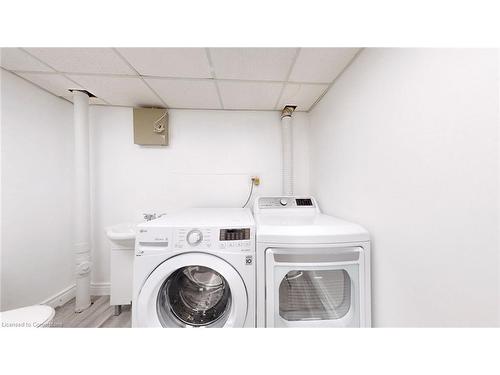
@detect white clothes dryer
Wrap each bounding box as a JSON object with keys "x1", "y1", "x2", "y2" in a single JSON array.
[
  {"x1": 132, "y1": 208, "x2": 255, "y2": 328},
  {"x1": 253, "y1": 197, "x2": 371, "y2": 328}
]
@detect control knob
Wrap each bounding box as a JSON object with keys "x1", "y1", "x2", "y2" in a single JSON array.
[
  {"x1": 280, "y1": 199, "x2": 288, "y2": 206},
  {"x1": 186, "y1": 229, "x2": 203, "y2": 246}
]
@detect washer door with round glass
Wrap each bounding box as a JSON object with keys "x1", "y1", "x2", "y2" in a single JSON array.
[{"x1": 136, "y1": 253, "x2": 248, "y2": 327}]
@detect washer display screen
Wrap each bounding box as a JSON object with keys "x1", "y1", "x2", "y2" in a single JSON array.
[{"x1": 219, "y1": 228, "x2": 250, "y2": 241}]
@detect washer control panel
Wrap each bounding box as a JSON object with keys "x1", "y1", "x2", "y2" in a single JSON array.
[{"x1": 174, "y1": 227, "x2": 253, "y2": 251}]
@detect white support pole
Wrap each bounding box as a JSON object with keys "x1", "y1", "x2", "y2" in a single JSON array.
[
  {"x1": 281, "y1": 106, "x2": 295, "y2": 196},
  {"x1": 73, "y1": 90, "x2": 91, "y2": 312}
]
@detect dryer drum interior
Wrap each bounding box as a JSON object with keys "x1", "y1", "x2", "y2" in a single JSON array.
[
  {"x1": 157, "y1": 265, "x2": 232, "y2": 327},
  {"x1": 279, "y1": 269, "x2": 351, "y2": 321}
]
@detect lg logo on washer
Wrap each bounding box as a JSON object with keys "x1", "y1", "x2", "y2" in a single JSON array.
[{"x1": 136, "y1": 228, "x2": 172, "y2": 256}]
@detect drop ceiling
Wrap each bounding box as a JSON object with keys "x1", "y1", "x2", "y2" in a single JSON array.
[{"x1": 0, "y1": 48, "x2": 359, "y2": 111}]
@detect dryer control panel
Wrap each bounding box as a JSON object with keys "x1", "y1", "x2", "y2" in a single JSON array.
[{"x1": 257, "y1": 197, "x2": 316, "y2": 209}]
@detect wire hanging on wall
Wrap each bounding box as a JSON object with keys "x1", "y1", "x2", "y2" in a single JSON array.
[
  {"x1": 242, "y1": 180, "x2": 255, "y2": 208},
  {"x1": 153, "y1": 110, "x2": 168, "y2": 133}
]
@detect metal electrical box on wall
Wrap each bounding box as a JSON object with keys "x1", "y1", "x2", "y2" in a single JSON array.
[{"x1": 133, "y1": 108, "x2": 168, "y2": 146}]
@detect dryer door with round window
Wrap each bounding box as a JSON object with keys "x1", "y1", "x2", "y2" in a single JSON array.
[
  {"x1": 136, "y1": 253, "x2": 248, "y2": 327},
  {"x1": 265, "y1": 247, "x2": 365, "y2": 327}
]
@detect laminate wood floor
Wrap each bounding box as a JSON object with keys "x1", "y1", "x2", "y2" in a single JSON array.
[{"x1": 51, "y1": 296, "x2": 131, "y2": 328}]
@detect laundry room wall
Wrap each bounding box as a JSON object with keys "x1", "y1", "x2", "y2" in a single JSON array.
[
  {"x1": 498, "y1": 50, "x2": 500, "y2": 326},
  {"x1": 89, "y1": 107, "x2": 309, "y2": 286},
  {"x1": 309, "y1": 49, "x2": 499, "y2": 327},
  {"x1": 1, "y1": 70, "x2": 74, "y2": 311}
]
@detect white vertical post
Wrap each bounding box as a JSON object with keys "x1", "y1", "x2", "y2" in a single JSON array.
[
  {"x1": 73, "y1": 90, "x2": 91, "y2": 312},
  {"x1": 281, "y1": 106, "x2": 295, "y2": 196}
]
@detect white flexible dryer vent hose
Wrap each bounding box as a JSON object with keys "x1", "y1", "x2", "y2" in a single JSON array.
[{"x1": 281, "y1": 106, "x2": 295, "y2": 196}]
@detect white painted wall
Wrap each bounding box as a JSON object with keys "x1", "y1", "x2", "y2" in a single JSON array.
[
  {"x1": 89, "y1": 107, "x2": 309, "y2": 284},
  {"x1": 1, "y1": 70, "x2": 74, "y2": 311},
  {"x1": 498, "y1": 50, "x2": 500, "y2": 326},
  {"x1": 309, "y1": 49, "x2": 499, "y2": 326}
]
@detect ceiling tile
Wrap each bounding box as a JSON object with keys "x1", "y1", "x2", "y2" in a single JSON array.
[
  {"x1": 62, "y1": 95, "x2": 108, "y2": 105},
  {"x1": 25, "y1": 48, "x2": 135, "y2": 75},
  {"x1": 145, "y1": 78, "x2": 221, "y2": 109},
  {"x1": 210, "y1": 48, "x2": 297, "y2": 81},
  {"x1": 276, "y1": 83, "x2": 328, "y2": 111},
  {"x1": 117, "y1": 48, "x2": 212, "y2": 78},
  {"x1": 289, "y1": 48, "x2": 359, "y2": 83},
  {"x1": 218, "y1": 81, "x2": 283, "y2": 110},
  {"x1": 17, "y1": 72, "x2": 82, "y2": 97},
  {"x1": 68, "y1": 75, "x2": 163, "y2": 107},
  {"x1": 16, "y1": 72, "x2": 105, "y2": 104},
  {"x1": 0, "y1": 48, "x2": 54, "y2": 72}
]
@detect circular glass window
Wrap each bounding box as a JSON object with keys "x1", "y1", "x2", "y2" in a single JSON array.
[{"x1": 157, "y1": 265, "x2": 232, "y2": 327}]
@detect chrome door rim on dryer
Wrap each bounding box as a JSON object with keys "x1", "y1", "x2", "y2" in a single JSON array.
[{"x1": 136, "y1": 252, "x2": 248, "y2": 328}]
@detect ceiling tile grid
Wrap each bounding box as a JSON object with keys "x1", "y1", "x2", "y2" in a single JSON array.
[
  {"x1": 67, "y1": 74, "x2": 164, "y2": 108},
  {"x1": 16, "y1": 72, "x2": 83, "y2": 98},
  {"x1": 1, "y1": 47, "x2": 360, "y2": 111},
  {"x1": 0, "y1": 48, "x2": 54, "y2": 72},
  {"x1": 209, "y1": 48, "x2": 298, "y2": 81},
  {"x1": 289, "y1": 48, "x2": 359, "y2": 83},
  {"x1": 117, "y1": 48, "x2": 212, "y2": 78},
  {"x1": 218, "y1": 81, "x2": 284, "y2": 110},
  {"x1": 276, "y1": 83, "x2": 330, "y2": 111},
  {"x1": 146, "y1": 78, "x2": 221, "y2": 109},
  {"x1": 25, "y1": 48, "x2": 135, "y2": 75}
]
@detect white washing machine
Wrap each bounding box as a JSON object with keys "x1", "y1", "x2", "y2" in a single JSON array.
[
  {"x1": 132, "y1": 208, "x2": 255, "y2": 328},
  {"x1": 254, "y1": 197, "x2": 371, "y2": 328}
]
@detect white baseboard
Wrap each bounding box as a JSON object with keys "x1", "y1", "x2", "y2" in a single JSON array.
[
  {"x1": 40, "y1": 282, "x2": 111, "y2": 308},
  {"x1": 90, "y1": 282, "x2": 110, "y2": 296},
  {"x1": 41, "y1": 284, "x2": 76, "y2": 308}
]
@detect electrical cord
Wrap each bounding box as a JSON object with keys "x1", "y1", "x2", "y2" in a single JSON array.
[
  {"x1": 153, "y1": 110, "x2": 168, "y2": 133},
  {"x1": 242, "y1": 179, "x2": 255, "y2": 208}
]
